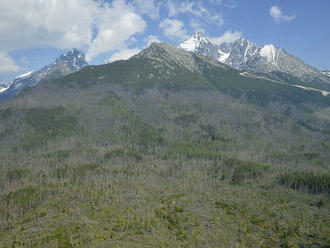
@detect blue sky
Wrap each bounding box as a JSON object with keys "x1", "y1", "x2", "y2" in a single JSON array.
[{"x1": 0, "y1": 0, "x2": 329, "y2": 82}]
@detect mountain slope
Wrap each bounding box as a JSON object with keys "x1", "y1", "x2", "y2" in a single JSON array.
[
  {"x1": 0, "y1": 42, "x2": 329, "y2": 247},
  {"x1": 2, "y1": 42, "x2": 329, "y2": 144},
  {"x1": 0, "y1": 48, "x2": 88, "y2": 101},
  {"x1": 180, "y1": 33, "x2": 330, "y2": 91}
]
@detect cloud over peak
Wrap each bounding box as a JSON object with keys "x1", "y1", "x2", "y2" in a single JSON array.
[{"x1": 208, "y1": 30, "x2": 242, "y2": 45}]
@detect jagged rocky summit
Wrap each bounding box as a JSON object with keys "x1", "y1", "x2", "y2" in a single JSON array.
[
  {"x1": 0, "y1": 48, "x2": 88, "y2": 101},
  {"x1": 180, "y1": 33, "x2": 330, "y2": 91}
]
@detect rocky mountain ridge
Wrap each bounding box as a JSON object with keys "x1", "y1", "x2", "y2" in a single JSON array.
[
  {"x1": 180, "y1": 33, "x2": 330, "y2": 91},
  {"x1": 0, "y1": 48, "x2": 88, "y2": 101}
]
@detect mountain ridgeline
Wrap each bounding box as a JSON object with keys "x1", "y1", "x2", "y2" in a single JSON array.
[
  {"x1": 1, "y1": 42, "x2": 330, "y2": 171},
  {"x1": 0, "y1": 42, "x2": 329, "y2": 247},
  {"x1": 180, "y1": 33, "x2": 330, "y2": 91},
  {"x1": 0, "y1": 48, "x2": 88, "y2": 101}
]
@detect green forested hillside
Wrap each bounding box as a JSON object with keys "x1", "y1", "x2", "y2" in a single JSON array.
[{"x1": 0, "y1": 43, "x2": 329, "y2": 247}]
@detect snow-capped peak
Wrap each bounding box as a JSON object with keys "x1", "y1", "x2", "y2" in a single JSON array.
[
  {"x1": 59, "y1": 48, "x2": 84, "y2": 60},
  {"x1": 260, "y1": 45, "x2": 277, "y2": 62},
  {"x1": 179, "y1": 33, "x2": 330, "y2": 92},
  {"x1": 0, "y1": 49, "x2": 88, "y2": 101},
  {"x1": 56, "y1": 48, "x2": 88, "y2": 71},
  {"x1": 235, "y1": 37, "x2": 249, "y2": 46},
  {"x1": 179, "y1": 32, "x2": 210, "y2": 52},
  {"x1": 192, "y1": 32, "x2": 208, "y2": 41},
  {"x1": 15, "y1": 70, "x2": 34, "y2": 80}
]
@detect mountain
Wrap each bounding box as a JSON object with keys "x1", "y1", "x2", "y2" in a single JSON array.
[
  {"x1": 0, "y1": 82, "x2": 11, "y2": 93},
  {"x1": 2, "y1": 42, "x2": 329, "y2": 145},
  {"x1": 179, "y1": 32, "x2": 231, "y2": 63},
  {"x1": 180, "y1": 33, "x2": 330, "y2": 91},
  {"x1": 0, "y1": 48, "x2": 88, "y2": 101},
  {"x1": 0, "y1": 42, "x2": 329, "y2": 247},
  {"x1": 322, "y1": 70, "x2": 330, "y2": 77}
]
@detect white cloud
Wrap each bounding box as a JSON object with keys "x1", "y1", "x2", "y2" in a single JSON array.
[
  {"x1": 210, "y1": 0, "x2": 222, "y2": 4},
  {"x1": 210, "y1": 14, "x2": 224, "y2": 26},
  {"x1": 159, "y1": 19, "x2": 189, "y2": 40},
  {"x1": 106, "y1": 48, "x2": 141, "y2": 63},
  {"x1": 0, "y1": 0, "x2": 97, "y2": 51},
  {"x1": 132, "y1": 0, "x2": 160, "y2": 19},
  {"x1": 167, "y1": 1, "x2": 201, "y2": 17},
  {"x1": 86, "y1": 1, "x2": 146, "y2": 61},
  {"x1": 208, "y1": 30, "x2": 242, "y2": 45},
  {"x1": 0, "y1": 0, "x2": 146, "y2": 64},
  {"x1": 144, "y1": 35, "x2": 161, "y2": 46},
  {"x1": 189, "y1": 19, "x2": 204, "y2": 32},
  {"x1": 269, "y1": 6, "x2": 296, "y2": 23},
  {"x1": 209, "y1": 0, "x2": 237, "y2": 8},
  {"x1": 166, "y1": 1, "x2": 224, "y2": 27},
  {"x1": 0, "y1": 52, "x2": 20, "y2": 73}
]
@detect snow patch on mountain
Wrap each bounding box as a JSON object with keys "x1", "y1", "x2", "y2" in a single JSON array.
[
  {"x1": 0, "y1": 49, "x2": 88, "y2": 101},
  {"x1": 179, "y1": 32, "x2": 210, "y2": 52},
  {"x1": 260, "y1": 45, "x2": 279, "y2": 70},
  {"x1": 260, "y1": 45, "x2": 276, "y2": 63},
  {"x1": 0, "y1": 84, "x2": 9, "y2": 93},
  {"x1": 15, "y1": 71, "x2": 34, "y2": 80},
  {"x1": 0, "y1": 82, "x2": 11, "y2": 93},
  {"x1": 179, "y1": 38, "x2": 199, "y2": 52},
  {"x1": 218, "y1": 50, "x2": 230, "y2": 62},
  {"x1": 179, "y1": 33, "x2": 330, "y2": 91},
  {"x1": 322, "y1": 70, "x2": 330, "y2": 78}
]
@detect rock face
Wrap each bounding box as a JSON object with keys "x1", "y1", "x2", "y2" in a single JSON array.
[
  {"x1": 179, "y1": 32, "x2": 232, "y2": 63},
  {"x1": 180, "y1": 33, "x2": 330, "y2": 91},
  {"x1": 0, "y1": 48, "x2": 88, "y2": 101}
]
